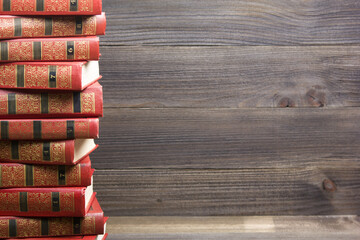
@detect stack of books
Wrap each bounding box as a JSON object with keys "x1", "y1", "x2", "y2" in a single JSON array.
[{"x1": 0, "y1": 0, "x2": 108, "y2": 239}]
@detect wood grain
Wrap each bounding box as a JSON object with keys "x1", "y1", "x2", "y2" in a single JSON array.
[
  {"x1": 94, "y1": 168, "x2": 360, "y2": 216},
  {"x1": 100, "y1": 45, "x2": 360, "y2": 108},
  {"x1": 106, "y1": 216, "x2": 360, "y2": 239},
  {"x1": 102, "y1": 0, "x2": 360, "y2": 46},
  {"x1": 92, "y1": 108, "x2": 360, "y2": 169}
]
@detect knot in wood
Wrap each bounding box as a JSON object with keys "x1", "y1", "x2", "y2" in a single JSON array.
[
  {"x1": 323, "y1": 179, "x2": 336, "y2": 192},
  {"x1": 278, "y1": 97, "x2": 295, "y2": 108}
]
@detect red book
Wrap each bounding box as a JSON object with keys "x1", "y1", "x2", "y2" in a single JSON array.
[
  {"x1": 0, "y1": 82, "x2": 103, "y2": 118},
  {"x1": 0, "y1": 37, "x2": 99, "y2": 62},
  {"x1": 0, "y1": 157, "x2": 94, "y2": 188},
  {"x1": 5, "y1": 234, "x2": 108, "y2": 240},
  {"x1": 0, "y1": 61, "x2": 101, "y2": 90},
  {"x1": 0, "y1": 118, "x2": 99, "y2": 140},
  {"x1": 0, "y1": 184, "x2": 95, "y2": 217},
  {"x1": 0, "y1": 140, "x2": 98, "y2": 165},
  {"x1": 0, "y1": 0, "x2": 102, "y2": 15},
  {"x1": 0, "y1": 13, "x2": 106, "y2": 40},
  {"x1": 0, "y1": 198, "x2": 106, "y2": 238}
]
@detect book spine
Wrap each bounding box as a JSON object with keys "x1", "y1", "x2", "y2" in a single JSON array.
[
  {"x1": 0, "y1": 140, "x2": 74, "y2": 165},
  {"x1": 0, "y1": 37, "x2": 99, "y2": 62},
  {"x1": 0, "y1": 214, "x2": 104, "y2": 238},
  {"x1": 0, "y1": 82, "x2": 103, "y2": 118},
  {"x1": 0, "y1": 14, "x2": 106, "y2": 40},
  {"x1": 0, "y1": 62, "x2": 83, "y2": 90},
  {"x1": 0, "y1": 0, "x2": 102, "y2": 15},
  {"x1": 0, "y1": 188, "x2": 86, "y2": 217},
  {"x1": 0, "y1": 159, "x2": 92, "y2": 188},
  {"x1": 0, "y1": 118, "x2": 99, "y2": 140}
]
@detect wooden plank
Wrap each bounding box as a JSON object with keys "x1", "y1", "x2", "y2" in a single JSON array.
[
  {"x1": 106, "y1": 216, "x2": 360, "y2": 239},
  {"x1": 100, "y1": 46, "x2": 360, "y2": 108},
  {"x1": 94, "y1": 168, "x2": 360, "y2": 216},
  {"x1": 92, "y1": 108, "x2": 360, "y2": 169},
  {"x1": 102, "y1": 0, "x2": 360, "y2": 46}
]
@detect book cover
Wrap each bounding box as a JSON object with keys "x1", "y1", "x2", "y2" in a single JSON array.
[
  {"x1": 0, "y1": 82, "x2": 103, "y2": 118},
  {"x1": 0, "y1": 61, "x2": 101, "y2": 91},
  {"x1": 0, "y1": 118, "x2": 99, "y2": 140},
  {"x1": 0, "y1": 13, "x2": 106, "y2": 39},
  {"x1": 0, "y1": 185, "x2": 95, "y2": 217},
  {"x1": 0, "y1": 157, "x2": 94, "y2": 188},
  {"x1": 0, "y1": 0, "x2": 102, "y2": 15},
  {"x1": 0, "y1": 140, "x2": 98, "y2": 165},
  {"x1": 0, "y1": 36, "x2": 99, "y2": 62},
  {"x1": 0, "y1": 198, "x2": 106, "y2": 238}
]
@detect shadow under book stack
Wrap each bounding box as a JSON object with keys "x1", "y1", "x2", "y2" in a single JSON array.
[{"x1": 0, "y1": 0, "x2": 108, "y2": 239}]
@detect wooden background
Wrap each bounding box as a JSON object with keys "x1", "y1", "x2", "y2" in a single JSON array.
[{"x1": 93, "y1": 0, "x2": 360, "y2": 216}]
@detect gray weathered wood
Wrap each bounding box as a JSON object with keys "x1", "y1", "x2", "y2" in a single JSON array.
[
  {"x1": 94, "y1": 168, "x2": 360, "y2": 216},
  {"x1": 92, "y1": 108, "x2": 360, "y2": 169},
  {"x1": 100, "y1": 46, "x2": 360, "y2": 108},
  {"x1": 106, "y1": 216, "x2": 360, "y2": 240},
  {"x1": 102, "y1": 0, "x2": 360, "y2": 46}
]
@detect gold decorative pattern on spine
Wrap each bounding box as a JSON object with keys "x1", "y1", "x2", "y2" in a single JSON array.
[
  {"x1": 81, "y1": 216, "x2": 96, "y2": 234},
  {"x1": 66, "y1": 164, "x2": 81, "y2": 185},
  {"x1": 16, "y1": 218, "x2": 41, "y2": 237},
  {"x1": 44, "y1": 0, "x2": 68, "y2": 12},
  {"x1": 0, "y1": 94, "x2": 8, "y2": 115},
  {"x1": 42, "y1": 41, "x2": 66, "y2": 60},
  {"x1": 60, "y1": 192, "x2": 75, "y2": 212},
  {"x1": 1, "y1": 166, "x2": 25, "y2": 187},
  {"x1": 0, "y1": 219, "x2": 9, "y2": 238},
  {"x1": 0, "y1": 65, "x2": 16, "y2": 88},
  {"x1": 33, "y1": 165, "x2": 58, "y2": 186},
  {"x1": 74, "y1": 40, "x2": 89, "y2": 59},
  {"x1": 81, "y1": 93, "x2": 95, "y2": 113},
  {"x1": 57, "y1": 65, "x2": 72, "y2": 89},
  {"x1": 48, "y1": 218, "x2": 73, "y2": 235},
  {"x1": 24, "y1": 65, "x2": 48, "y2": 88},
  {"x1": 0, "y1": 141, "x2": 11, "y2": 160},
  {"x1": 11, "y1": 0, "x2": 36, "y2": 12},
  {"x1": 27, "y1": 192, "x2": 52, "y2": 212},
  {"x1": 22, "y1": 18, "x2": 45, "y2": 37},
  {"x1": 82, "y1": 16, "x2": 96, "y2": 35},
  {"x1": 52, "y1": 16, "x2": 76, "y2": 36},
  {"x1": 0, "y1": 18, "x2": 14, "y2": 38},
  {"x1": 8, "y1": 42, "x2": 33, "y2": 61},
  {"x1": 50, "y1": 142, "x2": 66, "y2": 163},
  {"x1": 9, "y1": 121, "x2": 33, "y2": 140},
  {"x1": 79, "y1": 0, "x2": 93, "y2": 12},
  {"x1": 48, "y1": 93, "x2": 73, "y2": 113},
  {"x1": 74, "y1": 120, "x2": 90, "y2": 138},
  {"x1": 42, "y1": 121, "x2": 67, "y2": 139},
  {"x1": 0, "y1": 193, "x2": 19, "y2": 211},
  {"x1": 19, "y1": 142, "x2": 42, "y2": 162},
  {"x1": 16, "y1": 94, "x2": 42, "y2": 114}
]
